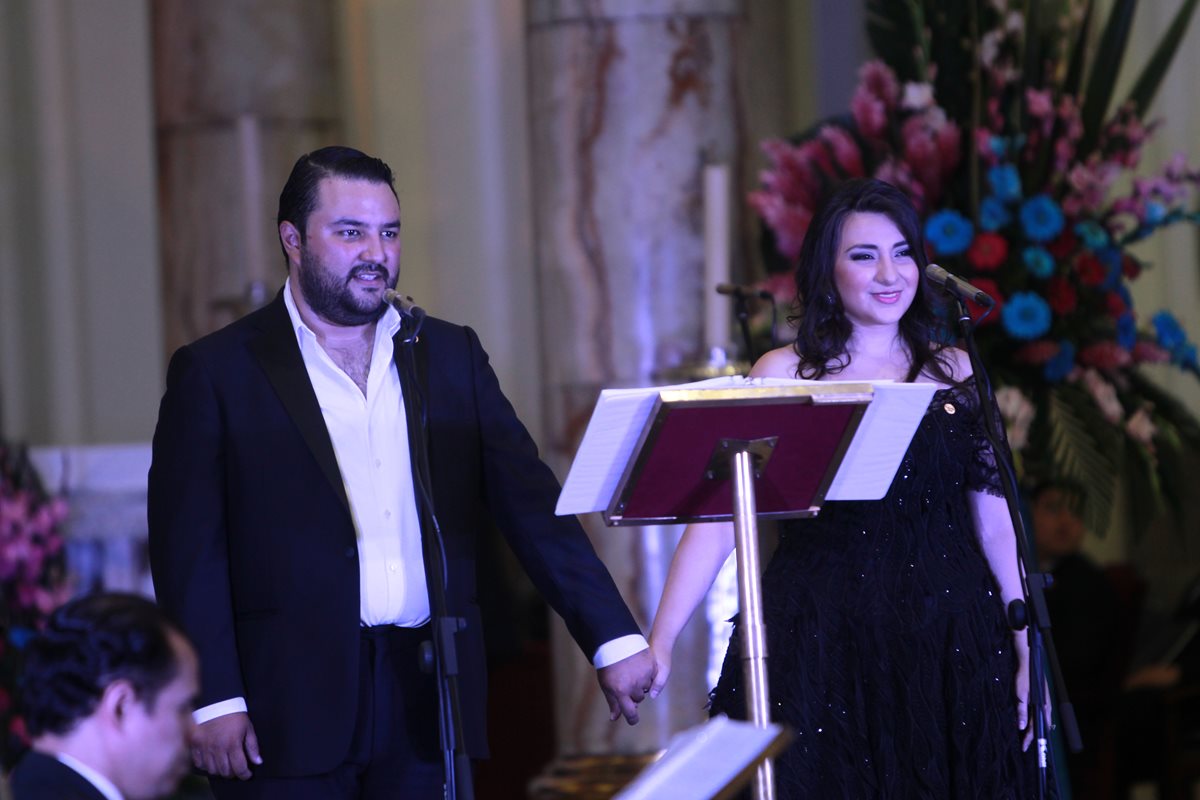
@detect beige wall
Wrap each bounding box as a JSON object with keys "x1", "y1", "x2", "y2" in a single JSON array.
[
  {"x1": 0, "y1": 0, "x2": 163, "y2": 445},
  {"x1": 336, "y1": 0, "x2": 544, "y2": 427}
]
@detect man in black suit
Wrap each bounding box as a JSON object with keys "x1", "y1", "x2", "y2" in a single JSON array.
[
  {"x1": 10, "y1": 593, "x2": 199, "y2": 800},
  {"x1": 147, "y1": 146, "x2": 654, "y2": 799}
]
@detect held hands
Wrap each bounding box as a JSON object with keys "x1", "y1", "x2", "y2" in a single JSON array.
[
  {"x1": 597, "y1": 648, "x2": 657, "y2": 725},
  {"x1": 192, "y1": 712, "x2": 263, "y2": 780}
]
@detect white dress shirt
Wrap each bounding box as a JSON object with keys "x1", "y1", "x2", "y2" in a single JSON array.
[
  {"x1": 55, "y1": 752, "x2": 124, "y2": 800},
  {"x1": 193, "y1": 281, "x2": 645, "y2": 724}
]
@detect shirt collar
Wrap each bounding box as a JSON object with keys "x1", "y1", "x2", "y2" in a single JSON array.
[
  {"x1": 55, "y1": 752, "x2": 125, "y2": 800},
  {"x1": 281, "y1": 276, "x2": 402, "y2": 345}
]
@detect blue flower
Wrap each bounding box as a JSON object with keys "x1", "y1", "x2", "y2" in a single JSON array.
[
  {"x1": 8, "y1": 626, "x2": 35, "y2": 649},
  {"x1": 925, "y1": 209, "x2": 975, "y2": 255},
  {"x1": 1145, "y1": 201, "x2": 1167, "y2": 225},
  {"x1": 1043, "y1": 340, "x2": 1077, "y2": 383},
  {"x1": 980, "y1": 196, "x2": 1012, "y2": 231},
  {"x1": 1175, "y1": 343, "x2": 1200, "y2": 369},
  {"x1": 1074, "y1": 220, "x2": 1109, "y2": 250},
  {"x1": 1153, "y1": 311, "x2": 1187, "y2": 350},
  {"x1": 1020, "y1": 195, "x2": 1065, "y2": 242},
  {"x1": 1022, "y1": 246, "x2": 1054, "y2": 279},
  {"x1": 1097, "y1": 247, "x2": 1123, "y2": 288},
  {"x1": 1117, "y1": 313, "x2": 1137, "y2": 350},
  {"x1": 1001, "y1": 291, "x2": 1053, "y2": 340},
  {"x1": 987, "y1": 164, "x2": 1022, "y2": 203}
]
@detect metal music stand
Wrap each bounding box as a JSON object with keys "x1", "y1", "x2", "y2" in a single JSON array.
[{"x1": 602, "y1": 382, "x2": 876, "y2": 800}]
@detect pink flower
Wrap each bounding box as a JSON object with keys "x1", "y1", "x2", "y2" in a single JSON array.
[
  {"x1": 851, "y1": 61, "x2": 900, "y2": 140},
  {"x1": 872, "y1": 159, "x2": 927, "y2": 211},
  {"x1": 817, "y1": 125, "x2": 865, "y2": 177},
  {"x1": 899, "y1": 108, "x2": 961, "y2": 204},
  {"x1": 851, "y1": 89, "x2": 888, "y2": 140},
  {"x1": 1062, "y1": 162, "x2": 1119, "y2": 217},
  {"x1": 1080, "y1": 368, "x2": 1125, "y2": 422},
  {"x1": 1126, "y1": 407, "x2": 1158, "y2": 446},
  {"x1": 748, "y1": 190, "x2": 811, "y2": 261},
  {"x1": 858, "y1": 60, "x2": 900, "y2": 109},
  {"x1": 1132, "y1": 341, "x2": 1171, "y2": 363},
  {"x1": 1026, "y1": 88, "x2": 1055, "y2": 120}
]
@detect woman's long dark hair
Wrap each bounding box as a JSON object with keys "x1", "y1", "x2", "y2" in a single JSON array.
[{"x1": 789, "y1": 178, "x2": 956, "y2": 384}]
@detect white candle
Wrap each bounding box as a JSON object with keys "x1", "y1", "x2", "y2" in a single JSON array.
[
  {"x1": 237, "y1": 114, "x2": 267, "y2": 286},
  {"x1": 703, "y1": 163, "x2": 732, "y2": 355}
]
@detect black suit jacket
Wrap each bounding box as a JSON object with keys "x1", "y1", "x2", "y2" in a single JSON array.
[
  {"x1": 10, "y1": 751, "x2": 109, "y2": 800},
  {"x1": 148, "y1": 295, "x2": 640, "y2": 776}
]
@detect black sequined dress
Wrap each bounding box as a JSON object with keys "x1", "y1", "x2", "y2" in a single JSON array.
[{"x1": 709, "y1": 383, "x2": 1050, "y2": 798}]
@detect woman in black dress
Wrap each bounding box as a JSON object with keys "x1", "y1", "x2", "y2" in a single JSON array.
[{"x1": 649, "y1": 179, "x2": 1048, "y2": 798}]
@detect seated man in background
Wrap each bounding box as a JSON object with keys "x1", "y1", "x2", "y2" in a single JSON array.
[
  {"x1": 1031, "y1": 478, "x2": 1124, "y2": 796},
  {"x1": 9, "y1": 592, "x2": 199, "y2": 800}
]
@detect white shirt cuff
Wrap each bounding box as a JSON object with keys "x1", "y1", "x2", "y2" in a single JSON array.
[
  {"x1": 194, "y1": 696, "x2": 248, "y2": 724},
  {"x1": 592, "y1": 634, "x2": 649, "y2": 669}
]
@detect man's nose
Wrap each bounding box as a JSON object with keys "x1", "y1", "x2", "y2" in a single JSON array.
[{"x1": 361, "y1": 234, "x2": 389, "y2": 263}]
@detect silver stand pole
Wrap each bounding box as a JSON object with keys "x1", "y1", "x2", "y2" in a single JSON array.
[{"x1": 731, "y1": 448, "x2": 775, "y2": 800}]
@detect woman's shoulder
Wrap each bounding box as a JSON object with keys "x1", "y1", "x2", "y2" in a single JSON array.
[
  {"x1": 927, "y1": 344, "x2": 973, "y2": 385},
  {"x1": 751, "y1": 346, "x2": 801, "y2": 379}
]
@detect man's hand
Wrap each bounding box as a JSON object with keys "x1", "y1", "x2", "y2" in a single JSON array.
[
  {"x1": 596, "y1": 648, "x2": 657, "y2": 725},
  {"x1": 192, "y1": 712, "x2": 262, "y2": 780}
]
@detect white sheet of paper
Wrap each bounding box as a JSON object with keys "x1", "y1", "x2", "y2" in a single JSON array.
[
  {"x1": 613, "y1": 715, "x2": 785, "y2": 800},
  {"x1": 555, "y1": 376, "x2": 937, "y2": 516}
]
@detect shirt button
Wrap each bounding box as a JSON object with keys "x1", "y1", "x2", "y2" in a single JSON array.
[
  {"x1": 384, "y1": 509, "x2": 392, "y2": 519},
  {"x1": 344, "y1": 547, "x2": 355, "y2": 559},
  {"x1": 388, "y1": 562, "x2": 398, "y2": 573},
  {"x1": 375, "y1": 459, "x2": 382, "y2": 468}
]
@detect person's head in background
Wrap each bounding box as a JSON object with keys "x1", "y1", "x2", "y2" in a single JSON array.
[
  {"x1": 1030, "y1": 478, "x2": 1089, "y2": 565},
  {"x1": 19, "y1": 592, "x2": 199, "y2": 800}
]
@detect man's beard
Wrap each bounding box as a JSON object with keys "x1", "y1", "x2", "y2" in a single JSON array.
[{"x1": 297, "y1": 247, "x2": 395, "y2": 327}]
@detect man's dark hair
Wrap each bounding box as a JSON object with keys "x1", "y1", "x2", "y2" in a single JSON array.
[
  {"x1": 20, "y1": 593, "x2": 183, "y2": 737},
  {"x1": 276, "y1": 145, "x2": 397, "y2": 257},
  {"x1": 1029, "y1": 476, "x2": 1088, "y2": 512}
]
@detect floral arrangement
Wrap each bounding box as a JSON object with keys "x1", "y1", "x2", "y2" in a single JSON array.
[
  {"x1": 0, "y1": 440, "x2": 70, "y2": 769},
  {"x1": 747, "y1": 0, "x2": 1200, "y2": 537}
]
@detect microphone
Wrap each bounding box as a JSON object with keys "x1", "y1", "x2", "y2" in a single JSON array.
[
  {"x1": 715, "y1": 283, "x2": 773, "y2": 301},
  {"x1": 924, "y1": 264, "x2": 995, "y2": 306},
  {"x1": 383, "y1": 288, "x2": 427, "y2": 342},
  {"x1": 383, "y1": 288, "x2": 427, "y2": 321}
]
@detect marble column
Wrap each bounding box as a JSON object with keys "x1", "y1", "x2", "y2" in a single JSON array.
[
  {"x1": 527, "y1": 0, "x2": 748, "y2": 759},
  {"x1": 151, "y1": 0, "x2": 342, "y2": 354}
]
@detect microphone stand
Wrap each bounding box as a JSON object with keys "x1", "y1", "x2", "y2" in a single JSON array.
[
  {"x1": 394, "y1": 309, "x2": 475, "y2": 800},
  {"x1": 731, "y1": 290, "x2": 756, "y2": 363},
  {"x1": 952, "y1": 298, "x2": 1075, "y2": 799}
]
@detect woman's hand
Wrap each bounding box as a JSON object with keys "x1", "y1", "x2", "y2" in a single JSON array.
[
  {"x1": 1013, "y1": 633, "x2": 1051, "y2": 751},
  {"x1": 648, "y1": 635, "x2": 672, "y2": 699}
]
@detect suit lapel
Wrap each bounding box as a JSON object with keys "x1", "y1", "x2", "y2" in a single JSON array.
[{"x1": 249, "y1": 296, "x2": 351, "y2": 512}]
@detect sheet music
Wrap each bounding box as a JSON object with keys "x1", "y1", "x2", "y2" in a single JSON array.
[
  {"x1": 613, "y1": 715, "x2": 786, "y2": 800},
  {"x1": 555, "y1": 375, "x2": 936, "y2": 515}
]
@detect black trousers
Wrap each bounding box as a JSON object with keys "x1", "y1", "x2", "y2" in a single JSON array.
[{"x1": 211, "y1": 624, "x2": 444, "y2": 800}]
